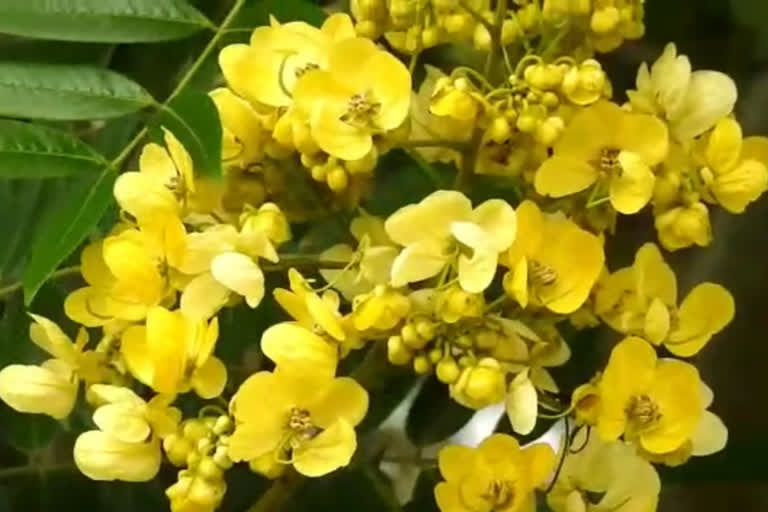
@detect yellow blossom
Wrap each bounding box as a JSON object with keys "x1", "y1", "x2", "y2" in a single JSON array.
[
  {"x1": 352, "y1": 285, "x2": 411, "y2": 331},
  {"x1": 596, "y1": 337, "x2": 704, "y2": 454},
  {"x1": 501, "y1": 200, "x2": 604, "y2": 314},
  {"x1": 0, "y1": 314, "x2": 106, "y2": 419},
  {"x1": 293, "y1": 37, "x2": 411, "y2": 160},
  {"x1": 227, "y1": 367, "x2": 368, "y2": 477},
  {"x1": 547, "y1": 429, "x2": 660, "y2": 512},
  {"x1": 450, "y1": 358, "x2": 506, "y2": 409},
  {"x1": 654, "y1": 201, "x2": 712, "y2": 251},
  {"x1": 596, "y1": 243, "x2": 734, "y2": 356},
  {"x1": 113, "y1": 129, "x2": 195, "y2": 222},
  {"x1": 218, "y1": 13, "x2": 356, "y2": 108},
  {"x1": 386, "y1": 190, "x2": 517, "y2": 293},
  {"x1": 74, "y1": 385, "x2": 178, "y2": 482},
  {"x1": 120, "y1": 307, "x2": 226, "y2": 398},
  {"x1": 628, "y1": 43, "x2": 737, "y2": 141},
  {"x1": 535, "y1": 101, "x2": 668, "y2": 214},
  {"x1": 210, "y1": 87, "x2": 268, "y2": 168},
  {"x1": 698, "y1": 117, "x2": 768, "y2": 213},
  {"x1": 65, "y1": 219, "x2": 185, "y2": 325},
  {"x1": 435, "y1": 434, "x2": 555, "y2": 512}
]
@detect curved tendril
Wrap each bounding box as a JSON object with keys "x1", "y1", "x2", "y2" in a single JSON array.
[
  {"x1": 277, "y1": 51, "x2": 298, "y2": 99},
  {"x1": 544, "y1": 416, "x2": 570, "y2": 494},
  {"x1": 569, "y1": 426, "x2": 591, "y2": 454}
]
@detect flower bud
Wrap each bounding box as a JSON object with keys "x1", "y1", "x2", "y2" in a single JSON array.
[
  {"x1": 442, "y1": 13, "x2": 470, "y2": 34},
  {"x1": 473, "y1": 24, "x2": 492, "y2": 50},
  {"x1": 415, "y1": 318, "x2": 437, "y2": 340},
  {"x1": 183, "y1": 420, "x2": 210, "y2": 442},
  {"x1": 164, "y1": 434, "x2": 193, "y2": 467},
  {"x1": 422, "y1": 27, "x2": 441, "y2": 48},
  {"x1": 590, "y1": 7, "x2": 620, "y2": 34},
  {"x1": 213, "y1": 416, "x2": 232, "y2": 436},
  {"x1": 388, "y1": 335, "x2": 413, "y2": 365},
  {"x1": 356, "y1": 20, "x2": 381, "y2": 38},
  {"x1": 655, "y1": 202, "x2": 712, "y2": 251},
  {"x1": 326, "y1": 166, "x2": 349, "y2": 192},
  {"x1": 429, "y1": 348, "x2": 443, "y2": 364},
  {"x1": 413, "y1": 355, "x2": 432, "y2": 375},
  {"x1": 450, "y1": 358, "x2": 506, "y2": 409},
  {"x1": 474, "y1": 329, "x2": 499, "y2": 350},
  {"x1": 501, "y1": 19, "x2": 521, "y2": 45},
  {"x1": 213, "y1": 446, "x2": 233, "y2": 469},
  {"x1": 487, "y1": 116, "x2": 512, "y2": 144},
  {"x1": 436, "y1": 357, "x2": 461, "y2": 383},
  {"x1": 535, "y1": 116, "x2": 565, "y2": 146},
  {"x1": 562, "y1": 60, "x2": 606, "y2": 106}
]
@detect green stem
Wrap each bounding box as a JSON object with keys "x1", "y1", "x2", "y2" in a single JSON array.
[
  {"x1": 458, "y1": 0, "x2": 494, "y2": 34},
  {"x1": 110, "y1": 0, "x2": 247, "y2": 169},
  {"x1": 263, "y1": 254, "x2": 348, "y2": 272},
  {"x1": 453, "y1": 130, "x2": 483, "y2": 192},
  {"x1": 0, "y1": 463, "x2": 74, "y2": 480},
  {"x1": 484, "y1": 0, "x2": 508, "y2": 77},
  {"x1": 247, "y1": 469, "x2": 304, "y2": 512},
  {"x1": 0, "y1": 266, "x2": 80, "y2": 300},
  {"x1": 361, "y1": 463, "x2": 406, "y2": 512}
]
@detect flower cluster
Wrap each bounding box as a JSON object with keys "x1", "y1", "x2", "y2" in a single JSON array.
[{"x1": 0, "y1": 3, "x2": 762, "y2": 512}]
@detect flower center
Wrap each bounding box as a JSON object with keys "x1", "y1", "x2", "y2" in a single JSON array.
[
  {"x1": 294, "y1": 62, "x2": 319, "y2": 78},
  {"x1": 626, "y1": 394, "x2": 662, "y2": 431},
  {"x1": 599, "y1": 147, "x2": 622, "y2": 174},
  {"x1": 340, "y1": 90, "x2": 381, "y2": 128},
  {"x1": 483, "y1": 479, "x2": 515, "y2": 509},
  {"x1": 529, "y1": 260, "x2": 558, "y2": 286},
  {"x1": 287, "y1": 407, "x2": 321, "y2": 440}
]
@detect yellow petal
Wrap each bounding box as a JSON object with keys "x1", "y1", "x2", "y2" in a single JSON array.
[
  {"x1": 114, "y1": 172, "x2": 178, "y2": 222},
  {"x1": 534, "y1": 156, "x2": 598, "y2": 198},
  {"x1": 211, "y1": 252, "x2": 264, "y2": 308},
  {"x1": 434, "y1": 482, "x2": 465, "y2": 512},
  {"x1": 219, "y1": 44, "x2": 288, "y2": 108},
  {"x1": 671, "y1": 70, "x2": 737, "y2": 141},
  {"x1": 505, "y1": 260, "x2": 529, "y2": 309},
  {"x1": 261, "y1": 322, "x2": 337, "y2": 375},
  {"x1": 92, "y1": 402, "x2": 150, "y2": 443},
  {"x1": 145, "y1": 307, "x2": 186, "y2": 394},
  {"x1": 163, "y1": 128, "x2": 195, "y2": 193},
  {"x1": 712, "y1": 159, "x2": 768, "y2": 213},
  {"x1": 609, "y1": 151, "x2": 655, "y2": 214},
  {"x1": 644, "y1": 297, "x2": 670, "y2": 345},
  {"x1": 80, "y1": 241, "x2": 114, "y2": 287},
  {"x1": 470, "y1": 199, "x2": 517, "y2": 251},
  {"x1": 28, "y1": 313, "x2": 77, "y2": 362},
  {"x1": 88, "y1": 383, "x2": 144, "y2": 406},
  {"x1": 706, "y1": 117, "x2": 742, "y2": 173},
  {"x1": 120, "y1": 326, "x2": 154, "y2": 387},
  {"x1": 180, "y1": 272, "x2": 231, "y2": 321},
  {"x1": 177, "y1": 225, "x2": 238, "y2": 275},
  {"x1": 306, "y1": 293, "x2": 346, "y2": 341},
  {"x1": 520, "y1": 442, "x2": 556, "y2": 489},
  {"x1": 389, "y1": 241, "x2": 448, "y2": 287},
  {"x1": 555, "y1": 101, "x2": 619, "y2": 162},
  {"x1": 191, "y1": 356, "x2": 227, "y2": 399},
  {"x1": 597, "y1": 337, "x2": 657, "y2": 441},
  {"x1": 438, "y1": 444, "x2": 477, "y2": 483},
  {"x1": 690, "y1": 410, "x2": 727, "y2": 456},
  {"x1": 308, "y1": 377, "x2": 369, "y2": 429},
  {"x1": 321, "y1": 12, "x2": 356, "y2": 41},
  {"x1": 506, "y1": 370, "x2": 537, "y2": 435},
  {"x1": 458, "y1": 251, "x2": 498, "y2": 294},
  {"x1": 667, "y1": 283, "x2": 734, "y2": 357},
  {"x1": 634, "y1": 243, "x2": 677, "y2": 307},
  {"x1": 0, "y1": 363, "x2": 77, "y2": 419},
  {"x1": 385, "y1": 190, "x2": 472, "y2": 246},
  {"x1": 362, "y1": 50, "x2": 411, "y2": 131},
  {"x1": 292, "y1": 419, "x2": 357, "y2": 477},
  {"x1": 615, "y1": 113, "x2": 669, "y2": 166},
  {"x1": 74, "y1": 431, "x2": 161, "y2": 482}
]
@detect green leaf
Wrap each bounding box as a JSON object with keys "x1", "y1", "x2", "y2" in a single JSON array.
[
  {"x1": 405, "y1": 376, "x2": 475, "y2": 446},
  {"x1": 153, "y1": 89, "x2": 222, "y2": 178},
  {"x1": 0, "y1": 404, "x2": 59, "y2": 453},
  {"x1": 0, "y1": 0, "x2": 213, "y2": 43},
  {"x1": 0, "y1": 120, "x2": 107, "y2": 178},
  {"x1": 234, "y1": 0, "x2": 326, "y2": 28},
  {"x1": 0, "y1": 62, "x2": 154, "y2": 121},
  {"x1": 0, "y1": 39, "x2": 113, "y2": 65},
  {"x1": 22, "y1": 168, "x2": 117, "y2": 304}
]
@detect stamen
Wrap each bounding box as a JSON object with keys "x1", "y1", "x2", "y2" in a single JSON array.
[{"x1": 529, "y1": 260, "x2": 558, "y2": 286}]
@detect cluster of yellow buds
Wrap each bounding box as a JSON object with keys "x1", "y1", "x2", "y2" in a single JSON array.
[{"x1": 164, "y1": 415, "x2": 233, "y2": 512}]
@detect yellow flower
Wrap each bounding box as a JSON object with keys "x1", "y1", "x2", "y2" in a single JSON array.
[
  {"x1": 227, "y1": 367, "x2": 368, "y2": 477},
  {"x1": 596, "y1": 337, "x2": 703, "y2": 454},
  {"x1": 218, "y1": 13, "x2": 356, "y2": 108},
  {"x1": 120, "y1": 307, "x2": 226, "y2": 398},
  {"x1": 699, "y1": 117, "x2": 768, "y2": 213},
  {"x1": 210, "y1": 87, "x2": 268, "y2": 168},
  {"x1": 74, "y1": 385, "x2": 178, "y2": 482},
  {"x1": 450, "y1": 358, "x2": 506, "y2": 410},
  {"x1": 113, "y1": 129, "x2": 195, "y2": 222},
  {"x1": 320, "y1": 212, "x2": 399, "y2": 301},
  {"x1": 65, "y1": 219, "x2": 185, "y2": 325},
  {"x1": 627, "y1": 43, "x2": 737, "y2": 141},
  {"x1": 501, "y1": 200, "x2": 604, "y2": 314},
  {"x1": 409, "y1": 66, "x2": 474, "y2": 166},
  {"x1": 595, "y1": 243, "x2": 734, "y2": 356},
  {"x1": 435, "y1": 434, "x2": 555, "y2": 512},
  {"x1": 505, "y1": 369, "x2": 538, "y2": 435},
  {"x1": 0, "y1": 314, "x2": 107, "y2": 419},
  {"x1": 386, "y1": 191, "x2": 517, "y2": 293},
  {"x1": 547, "y1": 429, "x2": 660, "y2": 512},
  {"x1": 654, "y1": 201, "x2": 712, "y2": 251},
  {"x1": 179, "y1": 212, "x2": 285, "y2": 320},
  {"x1": 535, "y1": 101, "x2": 668, "y2": 214},
  {"x1": 293, "y1": 37, "x2": 411, "y2": 160}
]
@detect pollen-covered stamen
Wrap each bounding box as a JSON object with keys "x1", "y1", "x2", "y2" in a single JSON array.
[
  {"x1": 294, "y1": 62, "x2": 319, "y2": 78},
  {"x1": 287, "y1": 407, "x2": 322, "y2": 440},
  {"x1": 529, "y1": 260, "x2": 558, "y2": 286},
  {"x1": 626, "y1": 394, "x2": 662, "y2": 430},
  {"x1": 599, "y1": 148, "x2": 622, "y2": 174},
  {"x1": 340, "y1": 90, "x2": 381, "y2": 127},
  {"x1": 482, "y1": 479, "x2": 515, "y2": 509}
]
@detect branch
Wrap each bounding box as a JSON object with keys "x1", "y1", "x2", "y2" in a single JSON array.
[
  {"x1": 247, "y1": 469, "x2": 304, "y2": 512},
  {"x1": 0, "y1": 266, "x2": 80, "y2": 300}
]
